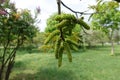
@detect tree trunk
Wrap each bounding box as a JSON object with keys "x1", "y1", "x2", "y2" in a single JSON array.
[
  {"x1": 83, "y1": 36, "x2": 86, "y2": 50},
  {"x1": 88, "y1": 42, "x2": 91, "y2": 48},
  {"x1": 101, "y1": 42, "x2": 104, "y2": 46},
  {"x1": 110, "y1": 29, "x2": 114, "y2": 56},
  {"x1": 5, "y1": 60, "x2": 15, "y2": 80},
  {"x1": 5, "y1": 53, "x2": 15, "y2": 80},
  {"x1": 111, "y1": 40, "x2": 114, "y2": 55},
  {"x1": 0, "y1": 64, "x2": 4, "y2": 80}
]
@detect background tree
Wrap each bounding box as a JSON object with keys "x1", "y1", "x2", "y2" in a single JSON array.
[
  {"x1": 91, "y1": 1, "x2": 120, "y2": 55},
  {"x1": 0, "y1": 1, "x2": 39, "y2": 80},
  {"x1": 84, "y1": 30, "x2": 109, "y2": 47}
]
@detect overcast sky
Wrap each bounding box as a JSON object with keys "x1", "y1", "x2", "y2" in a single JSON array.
[{"x1": 10, "y1": 0, "x2": 97, "y2": 32}]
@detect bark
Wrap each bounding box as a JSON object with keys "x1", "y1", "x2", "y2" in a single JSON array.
[
  {"x1": 0, "y1": 64, "x2": 5, "y2": 80},
  {"x1": 110, "y1": 29, "x2": 114, "y2": 55},
  {"x1": 5, "y1": 56, "x2": 15, "y2": 80},
  {"x1": 0, "y1": 40, "x2": 10, "y2": 80},
  {"x1": 111, "y1": 40, "x2": 114, "y2": 55},
  {"x1": 0, "y1": 32, "x2": 22, "y2": 80},
  {"x1": 57, "y1": 0, "x2": 61, "y2": 14}
]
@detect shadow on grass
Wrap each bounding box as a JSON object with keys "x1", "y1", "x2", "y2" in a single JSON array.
[
  {"x1": 86, "y1": 45, "x2": 111, "y2": 51},
  {"x1": 13, "y1": 61, "x2": 26, "y2": 71},
  {"x1": 115, "y1": 53, "x2": 120, "y2": 56},
  {"x1": 11, "y1": 68, "x2": 76, "y2": 80}
]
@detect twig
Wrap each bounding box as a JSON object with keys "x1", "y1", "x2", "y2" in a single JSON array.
[{"x1": 61, "y1": 1, "x2": 94, "y2": 16}]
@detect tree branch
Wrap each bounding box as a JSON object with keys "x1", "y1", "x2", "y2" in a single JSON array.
[
  {"x1": 61, "y1": 1, "x2": 94, "y2": 16},
  {"x1": 57, "y1": 0, "x2": 65, "y2": 41},
  {"x1": 4, "y1": 32, "x2": 22, "y2": 65}
]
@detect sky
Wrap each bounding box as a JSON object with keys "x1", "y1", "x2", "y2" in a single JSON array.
[{"x1": 10, "y1": 0, "x2": 97, "y2": 32}]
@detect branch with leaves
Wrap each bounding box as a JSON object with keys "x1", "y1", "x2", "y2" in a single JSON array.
[{"x1": 44, "y1": 13, "x2": 90, "y2": 67}]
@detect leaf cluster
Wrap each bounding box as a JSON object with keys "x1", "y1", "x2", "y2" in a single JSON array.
[
  {"x1": 0, "y1": 0, "x2": 38, "y2": 46},
  {"x1": 91, "y1": 1, "x2": 120, "y2": 30}
]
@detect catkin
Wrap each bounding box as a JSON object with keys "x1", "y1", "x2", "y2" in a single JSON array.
[
  {"x1": 66, "y1": 38, "x2": 79, "y2": 47},
  {"x1": 55, "y1": 37, "x2": 62, "y2": 59},
  {"x1": 78, "y1": 19, "x2": 90, "y2": 30},
  {"x1": 44, "y1": 30, "x2": 60, "y2": 44},
  {"x1": 56, "y1": 20, "x2": 68, "y2": 29},
  {"x1": 64, "y1": 42, "x2": 72, "y2": 62},
  {"x1": 58, "y1": 43, "x2": 64, "y2": 67}
]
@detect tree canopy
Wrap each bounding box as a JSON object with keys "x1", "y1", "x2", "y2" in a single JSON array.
[
  {"x1": 91, "y1": 1, "x2": 120, "y2": 55},
  {"x1": 0, "y1": 0, "x2": 39, "y2": 80}
]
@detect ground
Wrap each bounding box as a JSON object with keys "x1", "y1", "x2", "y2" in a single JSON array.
[{"x1": 10, "y1": 45, "x2": 120, "y2": 80}]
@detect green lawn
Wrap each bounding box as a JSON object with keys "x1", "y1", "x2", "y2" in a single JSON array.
[{"x1": 10, "y1": 45, "x2": 120, "y2": 80}]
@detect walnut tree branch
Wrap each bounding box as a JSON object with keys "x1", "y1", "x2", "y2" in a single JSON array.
[{"x1": 61, "y1": 1, "x2": 94, "y2": 16}]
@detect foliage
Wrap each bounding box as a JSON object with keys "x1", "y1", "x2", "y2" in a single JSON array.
[
  {"x1": 33, "y1": 32, "x2": 47, "y2": 47},
  {"x1": 84, "y1": 30, "x2": 109, "y2": 47},
  {"x1": 45, "y1": 13, "x2": 59, "y2": 33},
  {"x1": 91, "y1": 1, "x2": 120, "y2": 30},
  {"x1": 44, "y1": 13, "x2": 90, "y2": 67},
  {"x1": 91, "y1": 1, "x2": 120, "y2": 55},
  {"x1": 0, "y1": 0, "x2": 39, "y2": 80}
]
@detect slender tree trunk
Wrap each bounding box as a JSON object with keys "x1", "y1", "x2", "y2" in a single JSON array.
[
  {"x1": 110, "y1": 29, "x2": 114, "y2": 56},
  {"x1": 111, "y1": 40, "x2": 114, "y2": 55},
  {"x1": 5, "y1": 53, "x2": 16, "y2": 80},
  {"x1": 117, "y1": 28, "x2": 120, "y2": 45},
  {"x1": 0, "y1": 64, "x2": 4, "y2": 80},
  {"x1": 88, "y1": 42, "x2": 91, "y2": 48},
  {"x1": 0, "y1": 37, "x2": 20, "y2": 80},
  {"x1": 83, "y1": 36, "x2": 86, "y2": 50},
  {"x1": 5, "y1": 59, "x2": 14, "y2": 80},
  {"x1": 0, "y1": 45, "x2": 8, "y2": 80},
  {"x1": 101, "y1": 42, "x2": 104, "y2": 46},
  {"x1": 57, "y1": 0, "x2": 61, "y2": 14}
]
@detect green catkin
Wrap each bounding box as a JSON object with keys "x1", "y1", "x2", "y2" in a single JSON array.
[
  {"x1": 55, "y1": 15, "x2": 62, "y2": 21},
  {"x1": 62, "y1": 27, "x2": 69, "y2": 33},
  {"x1": 70, "y1": 44, "x2": 79, "y2": 51},
  {"x1": 61, "y1": 14, "x2": 76, "y2": 21},
  {"x1": 55, "y1": 14, "x2": 76, "y2": 22},
  {"x1": 55, "y1": 37, "x2": 62, "y2": 59},
  {"x1": 58, "y1": 44, "x2": 64, "y2": 67},
  {"x1": 68, "y1": 28, "x2": 72, "y2": 36},
  {"x1": 62, "y1": 27, "x2": 73, "y2": 36},
  {"x1": 44, "y1": 30, "x2": 60, "y2": 44},
  {"x1": 64, "y1": 42, "x2": 72, "y2": 62},
  {"x1": 56, "y1": 20, "x2": 68, "y2": 29},
  {"x1": 66, "y1": 38, "x2": 79, "y2": 47},
  {"x1": 78, "y1": 19, "x2": 90, "y2": 30}
]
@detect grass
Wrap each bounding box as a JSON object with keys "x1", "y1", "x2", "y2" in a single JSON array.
[{"x1": 10, "y1": 45, "x2": 120, "y2": 80}]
